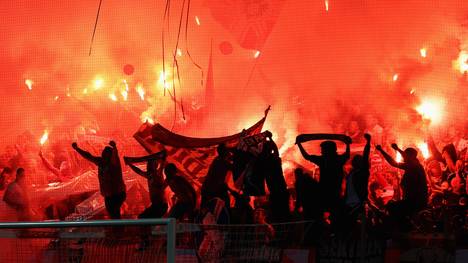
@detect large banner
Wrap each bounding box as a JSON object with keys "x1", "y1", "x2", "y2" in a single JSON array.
[{"x1": 133, "y1": 117, "x2": 266, "y2": 188}]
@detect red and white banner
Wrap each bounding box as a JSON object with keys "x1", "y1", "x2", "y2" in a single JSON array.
[{"x1": 133, "y1": 117, "x2": 266, "y2": 188}]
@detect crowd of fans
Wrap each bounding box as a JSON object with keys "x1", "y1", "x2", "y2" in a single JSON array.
[{"x1": 0, "y1": 116, "x2": 467, "y2": 243}]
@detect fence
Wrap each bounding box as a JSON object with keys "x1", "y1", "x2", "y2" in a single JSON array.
[{"x1": 0, "y1": 218, "x2": 176, "y2": 263}]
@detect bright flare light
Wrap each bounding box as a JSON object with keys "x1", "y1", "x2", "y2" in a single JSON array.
[
  {"x1": 177, "y1": 48, "x2": 182, "y2": 57},
  {"x1": 40, "y1": 130, "x2": 49, "y2": 146},
  {"x1": 392, "y1": 74, "x2": 399, "y2": 82},
  {"x1": 121, "y1": 90, "x2": 128, "y2": 101},
  {"x1": 417, "y1": 142, "x2": 430, "y2": 159},
  {"x1": 325, "y1": 0, "x2": 329, "y2": 12},
  {"x1": 140, "y1": 112, "x2": 155, "y2": 124},
  {"x1": 420, "y1": 48, "x2": 427, "y2": 58},
  {"x1": 416, "y1": 99, "x2": 443, "y2": 124},
  {"x1": 195, "y1": 16, "x2": 200, "y2": 26},
  {"x1": 109, "y1": 93, "x2": 118, "y2": 102},
  {"x1": 25, "y1": 79, "x2": 33, "y2": 90},
  {"x1": 94, "y1": 77, "x2": 104, "y2": 90},
  {"x1": 254, "y1": 50, "x2": 261, "y2": 58},
  {"x1": 453, "y1": 50, "x2": 468, "y2": 74},
  {"x1": 396, "y1": 152, "x2": 403, "y2": 163},
  {"x1": 136, "y1": 84, "x2": 145, "y2": 100},
  {"x1": 158, "y1": 71, "x2": 171, "y2": 89}
]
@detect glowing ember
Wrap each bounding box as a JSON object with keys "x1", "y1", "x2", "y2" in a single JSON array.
[
  {"x1": 83, "y1": 88, "x2": 88, "y2": 94},
  {"x1": 25, "y1": 79, "x2": 33, "y2": 90},
  {"x1": 417, "y1": 142, "x2": 430, "y2": 159},
  {"x1": 94, "y1": 77, "x2": 104, "y2": 89},
  {"x1": 177, "y1": 48, "x2": 182, "y2": 57},
  {"x1": 54, "y1": 96, "x2": 59, "y2": 101},
  {"x1": 195, "y1": 16, "x2": 201, "y2": 26},
  {"x1": 136, "y1": 84, "x2": 145, "y2": 100},
  {"x1": 66, "y1": 87, "x2": 71, "y2": 97},
  {"x1": 254, "y1": 50, "x2": 261, "y2": 58},
  {"x1": 420, "y1": 48, "x2": 427, "y2": 58},
  {"x1": 396, "y1": 152, "x2": 403, "y2": 163},
  {"x1": 392, "y1": 74, "x2": 399, "y2": 82},
  {"x1": 410, "y1": 89, "x2": 415, "y2": 94},
  {"x1": 415, "y1": 99, "x2": 443, "y2": 124},
  {"x1": 109, "y1": 93, "x2": 118, "y2": 101},
  {"x1": 39, "y1": 130, "x2": 49, "y2": 145},
  {"x1": 453, "y1": 50, "x2": 468, "y2": 74},
  {"x1": 325, "y1": 0, "x2": 329, "y2": 12},
  {"x1": 123, "y1": 79, "x2": 129, "y2": 91}
]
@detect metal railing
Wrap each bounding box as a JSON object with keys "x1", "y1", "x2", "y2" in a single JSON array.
[{"x1": 0, "y1": 218, "x2": 176, "y2": 263}]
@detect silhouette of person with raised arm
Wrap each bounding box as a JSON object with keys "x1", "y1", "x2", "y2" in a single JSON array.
[
  {"x1": 296, "y1": 135, "x2": 351, "y2": 226},
  {"x1": 344, "y1": 133, "x2": 371, "y2": 223},
  {"x1": 375, "y1": 143, "x2": 428, "y2": 229},
  {"x1": 164, "y1": 163, "x2": 197, "y2": 220},
  {"x1": 124, "y1": 150, "x2": 168, "y2": 219},
  {"x1": 72, "y1": 141, "x2": 126, "y2": 219},
  {"x1": 201, "y1": 143, "x2": 233, "y2": 208},
  {"x1": 39, "y1": 150, "x2": 73, "y2": 183}
]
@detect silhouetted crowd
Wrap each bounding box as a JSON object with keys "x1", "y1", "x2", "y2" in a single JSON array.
[{"x1": 0, "y1": 120, "x2": 467, "y2": 241}]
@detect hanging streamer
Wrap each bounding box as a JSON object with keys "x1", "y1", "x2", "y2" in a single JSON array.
[{"x1": 88, "y1": 0, "x2": 104, "y2": 56}]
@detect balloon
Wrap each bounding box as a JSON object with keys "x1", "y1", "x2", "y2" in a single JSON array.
[
  {"x1": 219, "y1": 41, "x2": 233, "y2": 55},
  {"x1": 123, "y1": 64, "x2": 135, "y2": 75}
]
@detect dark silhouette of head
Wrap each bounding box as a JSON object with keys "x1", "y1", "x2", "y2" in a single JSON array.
[
  {"x1": 320, "y1": 141, "x2": 337, "y2": 156},
  {"x1": 101, "y1": 146, "x2": 113, "y2": 162},
  {"x1": 164, "y1": 163, "x2": 177, "y2": 179},
  {"x1": 16, "y1": 168, "x2": 25, "y2": 182},
  {"x1": 352, "y1": 154, "x2": 364, "y2": 169},
  {"x1": 217, "y1": 143, "x2": 228, "y2": 157},
  {"x1": 403, "y1": 147, "x2": 418, "y2": 162}
]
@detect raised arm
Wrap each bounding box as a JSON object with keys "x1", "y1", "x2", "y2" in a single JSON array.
[
  {"x1": 376, "y1": 145, "x2": 403, "y2": 169},
  {"x1": 427, "y1": 136, "x2": 444, "y2": 163},
  {"x1": 363, "y1": 133, "x2": 371, "y2": 168},
  {"x1": 126, "y1": 162, "x2": 150, "y2": 179},
  {"x1": 391, "y1": 143, "x2": 405, "y2": 158},
  {"x1": 296, "y1": 142, "x2": 320, "y2": 164},
  {"x1": 342, "y1": 136, "x2": 352, "y2": 161},
  {"x1": 124, "y1": 150, "x2": 167, "y2": 163},
  {"x1": 72, "y1": 143, "x2": 100, "y2": 165},
  {"x1": 39, "y1": 151, "x2": 60, "y2": 176}
]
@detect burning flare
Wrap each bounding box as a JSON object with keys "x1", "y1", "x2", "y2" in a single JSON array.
[
  {"x1": 109, "y1": 93, "x2": 118, "y2": 102},
  {"x1": 416, "y1": 99, "x2": 443, "y2": 124},
  {"x1": 396, "y1": 152, "x2": 403, "y2": 163},
  {"x1": 195, "y1": 16, "x2": 201, "y2": 26},
  {"x1": 325, "y1": 0, "x2": 329, "y2": 12},
  {"x1": 453, "y1": 50, "x2": 468, "y2": 74},
  {"x1": 136, "y1": 84, "x2": 145, "y2": 100},
  {"x1": 420, "y1": 48, "x2": 427, "y2": 58},
  {"x1": 392, "y1": 74, "x2": 399, "y2": 82},
  {"x1": 254, "y1": 50, "x2": 261, "y2": 58},
  {"x1": 40, "y1": 130, "x2": 49, "y2": 145},
  {"x1": 25, "y1": 79, "x2": 33, "y2": 90},
  {"x1": 94, "y1": 77, "x2": 104, "y2": 90},
  {"x1": 417, "y1": 142, "x2": 430, "y2": 159}
]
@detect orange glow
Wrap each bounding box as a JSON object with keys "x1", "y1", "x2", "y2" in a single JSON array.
[
  {"x1": 392, "y1": 74, "x2": 398, "y2": 82},
  {"x1": 177, "y1": 48, "x2": 182, "y2": 57},
  {"x1": 83, "y1": 88, "x2": 88, "y2": 94},
  {"x1": 417, "y1": 142, "x2": 430, "y2": 159},
  {"x1": 410, "y1": 89, "x2": 415, "y2": 94},
  {"x1": 419, "y1": 48, "x2": 427, "y2": 58},
  {"x1": 25, "y1": 79, "x2": 33, "y2": 90},
  {"x1": 39, "y1": 130, "x2": 49, "y2": 145},
  {"x1": 195, "y1": 16, "x2": 200, "y2": 26},
  {"x1": 453, "y1": 50, "x2": 468, "y2": 74},
  {"x1": 54, "y1": 96, "x2": 59, "y2": 101},
  {"x1": 325, "y1": 0, "x2": 329, "y2": 12},
  {"x1": 415, "y1": 98, "x2": 443, "y2": 124},
  {"x1": 121, "y1": 90, "x2": 128, "y2": 101}
]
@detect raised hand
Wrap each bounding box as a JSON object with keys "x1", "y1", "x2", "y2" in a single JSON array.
[
  {"x1": 391, "y1": 143, "x2": 399, "y2": 150},
  {"x1": 375, "y1": 145, "x2": 383, "y2": 151},
  {"x1": 72, "y1": 142, "x2": 78, "y2": 150},
  {"x1": 364, "y1": 133, "x2": 371, "y2": 141}
]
